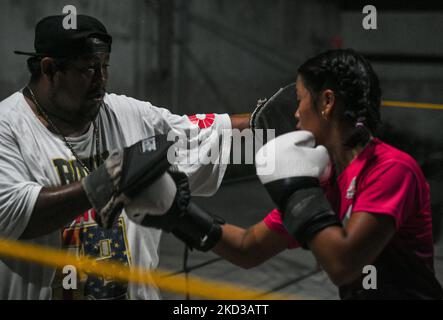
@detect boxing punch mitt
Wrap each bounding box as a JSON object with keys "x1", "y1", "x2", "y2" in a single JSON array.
[
  {"x1": 82, "y1": 135, "x2": 174, "y2": 229},
  {"x1": 250, "y1": 83, "x2": 299, "y2": 144}
]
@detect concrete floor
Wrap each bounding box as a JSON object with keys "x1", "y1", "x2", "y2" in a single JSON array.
[{"x1": 158, "y1": 177, "x2": 443, "y2": 300}]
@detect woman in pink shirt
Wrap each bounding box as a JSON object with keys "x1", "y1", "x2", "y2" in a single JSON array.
[{"x1": 212, "y1": 49, "x2": 443, "y2": 299}]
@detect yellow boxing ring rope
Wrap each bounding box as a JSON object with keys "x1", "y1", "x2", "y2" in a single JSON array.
[
  {"x1": 382, "y1": 100, "x2": 443, "y2": 110},
  {"x1": 236, "y1": 99, "x2": 443, "y2": 118},
  {"x1": 0, "y1": 238, "x2": 300, "y2": 300}
]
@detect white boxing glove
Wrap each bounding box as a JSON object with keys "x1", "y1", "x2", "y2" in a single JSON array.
[
  {"x1": 124, "y1": 173, "x2": 177, "y2": 224},
  {"x1": 124, "y1": 171, "x2": 224, "y2": 252},
  {"x1": 254, "y1": 130, "x2": 339, "y2": 248},
  {"x1": 255, "y1": 130, "x2": 331, "y2": 187}
]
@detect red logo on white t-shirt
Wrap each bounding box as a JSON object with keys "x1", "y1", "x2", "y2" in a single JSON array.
[{"x1": 188, "y1": 114, "x2": 215, "y2": 129}]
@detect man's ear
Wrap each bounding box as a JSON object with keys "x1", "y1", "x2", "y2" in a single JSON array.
[{"x1": 40, "y1": 58, "x2": 58, "y2": 80}]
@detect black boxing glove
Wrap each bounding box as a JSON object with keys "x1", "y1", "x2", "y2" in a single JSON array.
[{"x1": 125, "y1": 171, "x2": 224, "y2": 252}]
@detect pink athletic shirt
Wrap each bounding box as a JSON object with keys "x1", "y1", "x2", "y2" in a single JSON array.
[{"x1": 263, "y1": 138, "x2": 442, "y2": 298}]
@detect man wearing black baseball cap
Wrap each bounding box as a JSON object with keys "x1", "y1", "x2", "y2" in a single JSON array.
[
  {"x1": 15, "y1": 15, "x2": 113, "y2": 128},
  {"x1": 0, "y1": 14, "x2": 248, "y2": 300},
  {"x1": 15, "y1": 15, "x2": 112, "y2": 58}
]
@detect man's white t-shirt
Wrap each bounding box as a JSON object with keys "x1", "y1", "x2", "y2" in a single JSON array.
[{"x1": 0, "y1": 91, "x2": 232, "y2": 300}]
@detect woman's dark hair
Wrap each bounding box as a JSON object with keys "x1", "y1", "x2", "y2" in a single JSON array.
[
  {"x1": 27, "y1": 56, "x2": 71, "y2": 82},
  {"x1": 298, "y1": 49, "x2": 382, "y2": 148}
]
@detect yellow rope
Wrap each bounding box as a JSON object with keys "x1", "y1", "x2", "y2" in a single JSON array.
[
  {"x1": 237, "y1": 100, "x2": 443, "y2": 117},
  {"x1": 0, "y1": 238, "x2": 300, "y2": 300},
  {"x1": 382, "y1": 100, "x2": 443, "y2": 110}
]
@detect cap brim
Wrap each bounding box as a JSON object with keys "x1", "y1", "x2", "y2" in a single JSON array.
[{"x1": 14, "y1": 51, "x2": 44, "y2": 57}]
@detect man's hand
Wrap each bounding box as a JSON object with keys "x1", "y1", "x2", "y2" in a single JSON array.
[
  {"x1": 229, "y1": 114, "x2": 250, "y2": 131},
  {"x1": 82, "y1": 135, "x2": 174, "y2": 229}
]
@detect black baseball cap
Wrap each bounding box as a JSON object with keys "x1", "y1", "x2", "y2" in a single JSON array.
[{"x1": 14, "y1": 14, "x2": 112, "y2": 58}]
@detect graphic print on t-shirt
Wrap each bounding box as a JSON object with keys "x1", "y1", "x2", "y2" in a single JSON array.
[
  {"x1": 342, "y1": 176, "x2": 357, "y2": 226},
  {"x1": 63, "y1": 212, "x2": 131, "y2": 300},
  {"x1": 187, "y1": 114, "x2": 216, "y2": 129},
  {"x1": 345, "y1": 176, "x2": 357, "y2": 200},
  {"x1": 53, "y1": 153, "x2": 132, "y2": 300}
]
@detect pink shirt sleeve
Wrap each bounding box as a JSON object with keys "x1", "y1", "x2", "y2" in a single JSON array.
[
  {"x1": 353, "y1": 161, "x2": 417, "y2": 229},
  {"x1": 263, "y1": 209, "x2": 300, "y2": 249}
]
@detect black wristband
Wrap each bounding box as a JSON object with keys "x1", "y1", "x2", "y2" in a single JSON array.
[
  {"x1": 283, "y1": 187, "x2": 341, "y2": 249},
  {"x1": 264, "y1": 177, "x2": 319, "y2": 209},
  {"x1": 172, "y1": 202, "x2": 224, "y2": 252}
]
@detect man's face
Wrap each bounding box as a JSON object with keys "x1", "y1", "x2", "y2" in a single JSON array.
[{"x1": 49, "y1": 52, "x2": 110, "y2": 125}]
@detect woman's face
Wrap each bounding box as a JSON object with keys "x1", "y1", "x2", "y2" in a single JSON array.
[{"x1": 295, "y1": 75, "x2": 326, "y2": 144}]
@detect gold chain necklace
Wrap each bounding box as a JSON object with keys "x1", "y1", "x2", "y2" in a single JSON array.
[{"x1": 26, "y1": 86, "x2": 101, "y2": 175}]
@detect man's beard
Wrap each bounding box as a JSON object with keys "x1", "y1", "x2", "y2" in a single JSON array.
[
  {"x1": 49, "y1": 92, "x2": 103, "y2": 126},
  {"x1": 80, "y1": 101, "x2": 102, "y2": 122}
]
